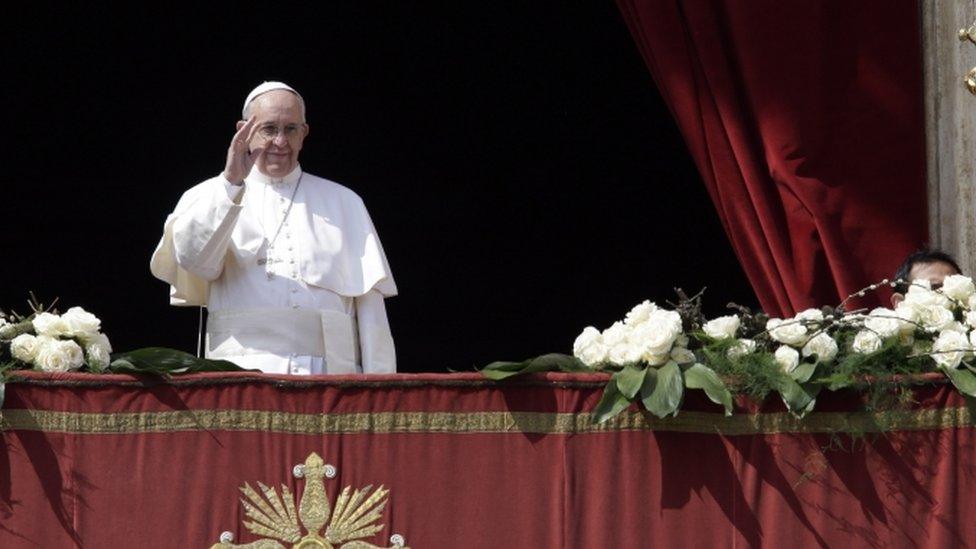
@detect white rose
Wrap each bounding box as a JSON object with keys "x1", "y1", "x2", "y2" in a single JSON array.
[
  {"x1": 608, "y1": 340, "x2": 644, "y2": 365},
  {"x1": 931, "y1": 330, "x2": 972, "y2": 369},
  {"x1": 573, "y1": 327, "x2": 608, "y2": 367},
  {"x1": 865, "y1": 308, "x2": 901, "y2": 339},
  {"x1": 894, "y1": 303, "x2": 921, "y2": 334},
  {"x1": 703, "y1": 315, "x2": 740, "y2": 340},
  {"x1": 86, "y1": 334, "x2": 113, "y2": 370},
  {"x1": 894, "y1": 302, "x2": 919, "y2": 321},
  {"x1": 966, "y1": 310, "x2": 976, "y2": 329},
  {"x1": 802, "y1": 332, "x2": 838, "y2": 363},
  {"x1": 32, "y1": 312, "x2": 70, "y2": 337},
  {"x1": 766, "y1": 318, "x2": 809, "y2": 346},
  {"x1": 10, "y1": 333, "x2": 40, "y2": 363},
  {"x1": 632, "y1": 309, "x2": 684, "y2": 357},
  {"x1": 852, "y1": 330, "x2": 883, "y2": 354},
  {"x1": 670, "y1": 346, "x2": 696, "y2": 365},
  {"x1": 774, "y1": 345, "x2": 800, "y2": 374},
  {"x1": 942, "y1": 321, "x2": 968, "y2": 334},
  {"x1": 62, "y1": 307, "x2": 102, "y2": 340},
  {"x1": 0, "y1": 317, "x2": 8, "y2": 329},
  {"x1": 34, "y1": 338, "x2": 85, "y2": 372},
  {"x1": 969, "y1": 295, "x2": 976, "y2": 311},
  {"x1": 971, "y1": 329, "x2": 976, "y2": 349},
  {"x1": 624, "y1": 300, "x2": 658, "y2": 327},
  {"x1": 904, "y1": 282, "x2": 951, "y2": 309},
  {"x1": 942, "y1": 274, "x2": 976, "y2": 302},
  {"x1": 795, "y1": 308, "x2": 825, "y2": 322},
  {"x1": 917, "y1": 305, "x2": 956, "y2": 332},
  {"x1": 727, "y1": 338, "x2": 756, "y2": 359},
  {"x1": 601, "y1": 321, "x2": 629, "y2": 348},
  {"x1": 89, "y1": 332, "x2": 112, "y2": 353}
]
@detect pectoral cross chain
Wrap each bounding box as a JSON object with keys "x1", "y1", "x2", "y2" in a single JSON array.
[{"x1": 258, "y1": 257, "x2": 284, "y2": 280}]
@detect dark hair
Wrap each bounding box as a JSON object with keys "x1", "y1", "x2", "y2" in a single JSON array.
[{"x1": 893, "y1": 249, "x2": 962, "y2": 293}]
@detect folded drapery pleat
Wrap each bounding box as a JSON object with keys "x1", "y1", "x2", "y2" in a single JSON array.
[{"x1": 616, "y1": 0, "x2": 928, "y2": 317}]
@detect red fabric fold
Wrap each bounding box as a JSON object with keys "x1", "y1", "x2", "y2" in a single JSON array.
[{"x1": 616, "y1": 0, "x2": 927, "y2": 316}]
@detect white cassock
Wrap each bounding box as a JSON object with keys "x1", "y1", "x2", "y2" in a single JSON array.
[{"x1": 150, "y1": 165, "x2": 397, "y2": 374}]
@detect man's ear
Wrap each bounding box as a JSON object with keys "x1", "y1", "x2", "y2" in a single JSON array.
[{"x1": 890, "y1": 293, "x2": 905, "y2": 307}]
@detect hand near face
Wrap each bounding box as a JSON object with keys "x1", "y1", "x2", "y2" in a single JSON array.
[{"x1": 222, "y1": 117, "x2": 263, "y2": 185}]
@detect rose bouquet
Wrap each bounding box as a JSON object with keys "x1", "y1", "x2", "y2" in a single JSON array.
[
  {"x1": 0, "y1": 296, "x2": 250, "y2": 409},
  {"x1": 482, "y1": 275, "x2": 976, "y2": 422},
  {"x1": 1, "y1": 302, "x2": 112, "y2": 373}
]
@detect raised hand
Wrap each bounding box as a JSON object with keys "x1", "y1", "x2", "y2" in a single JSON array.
[{"x1": 222, "y1": 117, "x2": 263, "y2": 185}]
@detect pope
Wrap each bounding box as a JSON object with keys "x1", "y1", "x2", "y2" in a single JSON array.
[{"x1": 151, "y1": 82, "x2": 397, "y2": 374}]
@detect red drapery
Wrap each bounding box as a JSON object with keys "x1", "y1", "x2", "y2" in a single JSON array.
[
  {"x1": 616, "y1": 0, "x2": 928, "y2": 317},
  {"x1": 2, "y1": 371, "x2": 974, "y2": 547}
]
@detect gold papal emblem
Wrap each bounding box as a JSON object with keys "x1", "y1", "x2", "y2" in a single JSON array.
[{"x1": 210, "y1": 452, "x2": 409, "y2": 549}]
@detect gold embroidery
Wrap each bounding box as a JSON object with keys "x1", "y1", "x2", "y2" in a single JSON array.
[
  {"x1": 211, "y1": 453, "x2": 406, "y2": 549},
  {"x1": 2, "y1": 406, "x2": 972, "y2": 436}
]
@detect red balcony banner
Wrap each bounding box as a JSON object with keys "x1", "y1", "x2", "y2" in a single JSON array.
[{"x1": 1, "y1": 372, "x2": 973, "y2": 547}]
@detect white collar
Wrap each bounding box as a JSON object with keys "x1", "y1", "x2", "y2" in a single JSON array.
[{"x1": 246, "y1": 164, "x2": 303, "y2": 186}]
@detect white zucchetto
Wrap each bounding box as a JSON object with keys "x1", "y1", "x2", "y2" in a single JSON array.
[{"x1": 242, "y1": 81, "x2": 302, "y2": 118}]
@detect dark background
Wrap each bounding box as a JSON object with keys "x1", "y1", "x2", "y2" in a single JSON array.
[{"x1": 3, "y1": 3, "x2": 755, "y2": 372}]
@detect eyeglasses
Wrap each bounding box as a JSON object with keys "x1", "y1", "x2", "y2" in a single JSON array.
[{"x1": 255, "y1": 123, "x2": 305, "y2": 140}]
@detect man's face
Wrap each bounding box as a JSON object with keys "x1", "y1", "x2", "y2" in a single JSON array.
[
  {"x1": 891, "y1": 260, "x2": 961, "y2": 306},
  {"x1": 242, "y1": 90, "x2": 309, "y2": 178},
  {"x1": 908, "y1": 261, "x2": 959, "y2": 290}
]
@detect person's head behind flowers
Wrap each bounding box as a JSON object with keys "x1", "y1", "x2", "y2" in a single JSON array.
[{"x1": 891, "y1": 248, "x2": 963, "y2": 306}]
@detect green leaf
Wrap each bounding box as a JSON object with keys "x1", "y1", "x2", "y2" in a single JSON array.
[
  {"x1": 641, "y1": 361, "x2": 684, "y2": 418},
  {"x1": 942, "y1": 366, "x2": 976, "y2": 398},
  {"x1": 799, "y1": 384, "x2": 821, "y2": 415},
  {"x1": 528, "y1": 353, "x2": 590, "y2": 372},
  {"x1": 684, "y1": 363, "x2": 733, "y2": 416},
  {"x1": 593, "y1": 380, "x2": 633, "y2": 423},
  {"x1": 772, "y1": 374, "x2": 818, "y2": 416},
  {"x1": 481, "y1": 361, "x2": 534, "y2": 380},
  {"x1": 108, "y1": 347, "x2": 250, "y2": 375},
  {"x1": 616, "y1": 365, "x2": 647, "y2": 399},
  {"x1": 481, "y1": 353, "x2": 590, "y2": 380},
  {"x1": 790, "y1": 362, "x2": 817, "y2": 383}
]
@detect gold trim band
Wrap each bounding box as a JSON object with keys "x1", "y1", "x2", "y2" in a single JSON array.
[{"x1": 2, "y1": 406, "x2": 972, "y2": 436}]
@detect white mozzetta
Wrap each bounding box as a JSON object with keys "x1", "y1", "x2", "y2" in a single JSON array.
[{"x1": 151, "y1": 165, "x2": 397, "y2": 374}]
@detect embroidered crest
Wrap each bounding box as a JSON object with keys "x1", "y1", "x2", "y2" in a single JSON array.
[{"x1": 210, "y1": 452, "x2": 408, "y2": 549}]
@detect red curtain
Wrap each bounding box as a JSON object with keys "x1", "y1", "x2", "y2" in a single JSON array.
[{"x1": 616, "y1": 0, "x2": 928, "y2": 317}]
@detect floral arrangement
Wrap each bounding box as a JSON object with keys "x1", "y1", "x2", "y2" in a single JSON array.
[
  {"x1": 0, "y1": 299, "x2": 112, "y2": 373},
  {"x1": 0, "y1": 296, "x2": 248, "y2": 408},
  {"x1": 483, "y1": 275, "x2": 976, "y2": 422}
]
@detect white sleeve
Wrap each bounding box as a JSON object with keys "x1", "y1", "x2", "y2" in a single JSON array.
[
  {"x1": 356, "y1": 290, "x2": 396, "y2": 373},
  {"x1": 170, "y1": 177, "x2": 246, "y2": 282}
]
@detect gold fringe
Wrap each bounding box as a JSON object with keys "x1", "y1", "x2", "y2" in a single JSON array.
[{"x1": 2, "y1": 406, "x2": 971, "y2": 436}]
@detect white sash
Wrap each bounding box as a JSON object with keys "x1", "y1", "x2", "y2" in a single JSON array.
[{"x1": 207, "y1": 308, "x2": 359, "y2": 371}]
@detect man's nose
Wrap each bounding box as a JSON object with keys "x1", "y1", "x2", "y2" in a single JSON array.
[{"x1": 272, "y1": 133, "x2": 288, "y2": 147}]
